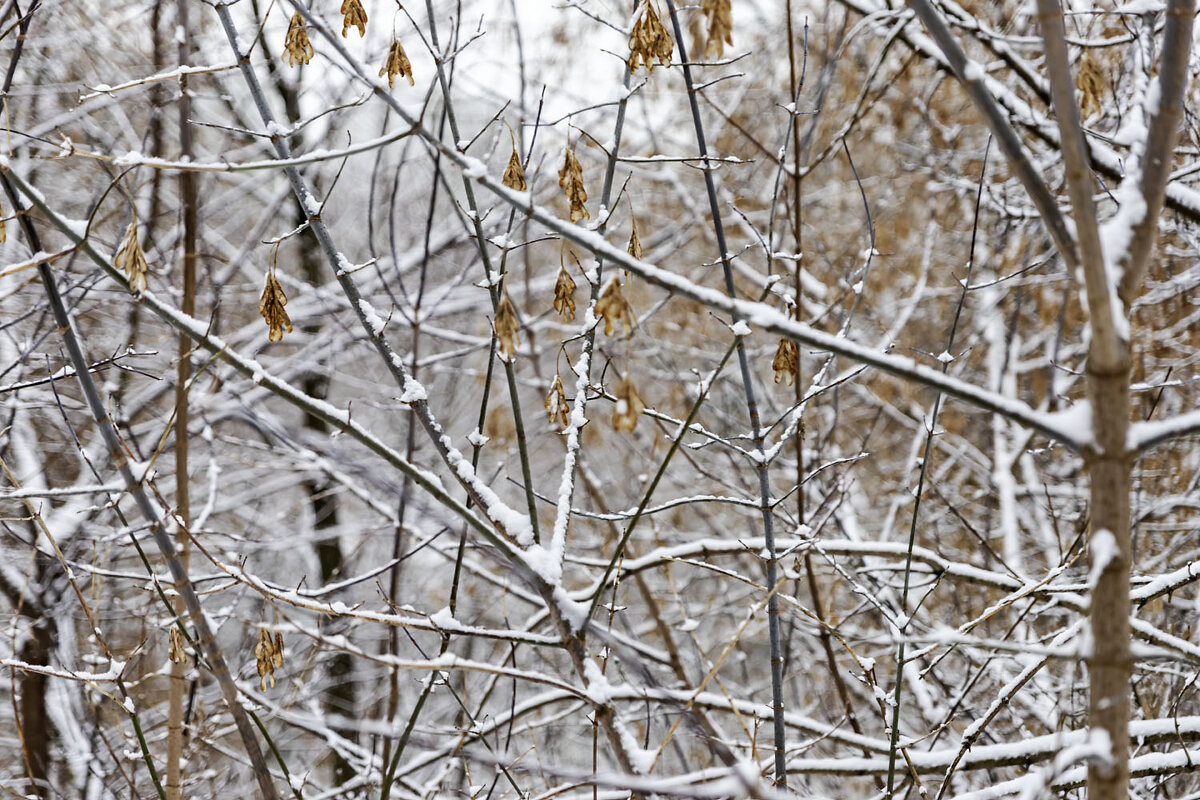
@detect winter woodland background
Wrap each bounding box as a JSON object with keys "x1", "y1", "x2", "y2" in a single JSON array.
[{"x1": 3, "y1": 0, "x2": 1200, "y2": 799}]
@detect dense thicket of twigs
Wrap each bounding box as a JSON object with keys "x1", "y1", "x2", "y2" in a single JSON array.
[{"x1": 3, "y1": 1, "x2": 1200, "y2": 799}]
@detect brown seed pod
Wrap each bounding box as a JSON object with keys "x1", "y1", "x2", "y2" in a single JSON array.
[
  {"x1": 553, "y1": 265, "x2": 577, "y2": 320},
  {"x1": 282, "y1": 13, "x2": 314, "y2": 68},
  {"x1": 0, "y1": 198, "x2": 6, "y2": 243},
  {"x1": 168, "y1": 626, "x2": 186, "y2": 665},
  {"x1": 379, "y1": 38, "x2": 414, "y2": 88},
  {"x1": 254, "y1": 629, "x2": 279, "y2": 690},
  {"x1": 628, "y1": 0, "x2": 674, "y2": 74},
  {"x1": 595, "y1": 277, "x2": 636, "y2": 338},
  {"x1": 502, "y1": 138, "x2": 527, "y2": 192},
  {"x1": 701, "y1": 0, "x2": 732, "y2": 59},
  {"x1": 558, "y1": 143, "x2": 590, "y2": 223},
  {"x1": 611, "y1": 377, "x2": 645, "y2": 433},
  {"x1": 627, "y1": 216, "x2": 642, "y2": 261},
  {"x1": 494, "y1": 292, "x2": 521, "y2": 359},
  {"x1": 546, "y1": 374, "x2": 569, "y2": 428},
  {"x1": 259, "y1": 264, "x2": 293, "y2": 343},
  {"x1": 771, "y1": 338, "x2": 799, "y2": 386},
  {"x1": 341, "y1": 0, "x2": 368, "y2": 37},
  {"x1": 114, "y1": 216, "x2": 150, "y2": 294},
  {"x1": 1076, "y1": 51, "x2": 1104, "y2": 118}
]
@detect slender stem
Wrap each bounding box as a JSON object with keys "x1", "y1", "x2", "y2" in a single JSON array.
[{"x1": 664, "y1": 0, "x2": 787, "y2": 784}]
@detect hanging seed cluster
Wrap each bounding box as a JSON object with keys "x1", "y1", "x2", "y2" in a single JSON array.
[
  {"x1": 341, "y1": 0, "x2": 367, "y2": 37},
  {"x1": 595, "y1": 277, "x2": 636, "y2": 338},
  {"x1": 278, "y1": 4, "x2": 416, "y2": 88},
  {"x1": 282, "y1": 13, "x2": 314, "y2": 67},
  {"x1": 553, "y1": 266, "x2": 577, "y2": 320},
  {"x1": 611, "y1": 378, "x2": 645, "y2": 433},
  {"x1": 503, "y1": 139, "x2": 527, "y2": 192},
  {"x1": 494, "y1": 293, "x2": 521, "y2": 359},
  {"x1": 701, "y1": 0, "x2": 733, "y2": 59},
  {"x1": 259, "y1": 267, "x2": 293, "y2": 342},
  {"x1": 254, "y1": 629, "x2": 285, "y2": 691},
  {"x1": 1076, "y1": 52, "x2": 1104, "y2": 118},
  {"x1": 772, "y1": 339, "x2": 799, "y2": 386},
  {"x1": 114, "y1": 217, "x2": 150, "y2": 294},
  {"x1": 628, "y1": 0, "x2": 674, "y2": 73},
  {"x1": 380, "y1": 38, "x2": 415, "y2": 88},
  {"x1": 545, "y1": 374, "x2": 569, "y2": 428},
  {"x1": 558, "y1": 145, "x2": 589, "y2": 223},
  {"x1": 167, "y1": 627, "x2": 187, "y2": 665}
]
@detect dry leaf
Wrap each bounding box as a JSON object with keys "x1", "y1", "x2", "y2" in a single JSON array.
[
  {"x1": 341, "y1": 0, "x2": 368, "y2": 37},
  {"x1": 259, "y1": 268, "x2": 293, "y2": 342},
  {"x1": 627, "y1": 217, "x2": 642, "y2": 261},
  {"x1": 168, "y1": 626, "x2": 186, "y2": 664},
  {"x1": 595, "y1": 277, "x2": 636, "y2": 338},
  {"x1": 254, "y1": 629, "x2": 282, "y2": 691},
  {"x1": 772, "y1": 338, "x2": 799, "y2": 386},
  {"x1": 629, "y1": 0, "x2": 674, "y2": 73},
  {"x1": 0, "y1": 198, "x2": 6, "y2": 244},
  {"x1": 612, "y1": 377, "x2": 645, "y2": 433},
  {"x1": 553, "y1": 265, "x2": 577, "y2": 320},
  {"x1": 502, "y1": 132, "x2": 527, "y2": 191},
  {"x1": 494, "y1": 292, "x2": 520, "y2": 359},
  {"x1": 1076, "y1": 52, "x2": 1104, "y2": 118},
  {"x1": 282, "y1": 13, "x2": 314, "y2": 68},
  {"x1": 558, "y1": 144, "x2": 589, "y2": 222},
  {"x1": 701, "y1": 0, "x2": 733, "y2": 59},
  {"x1": 114, "y1": 217, "x2": 150, "y2": 294},
  {"x1": 380, "y1": 38, "x2": 414, "y2": 88},
  {"x1": 546, "y1": 374, "x2": 569, "y2": 428}
]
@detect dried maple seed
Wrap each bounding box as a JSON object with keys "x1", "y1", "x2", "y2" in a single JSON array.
[
  {"x1": 1076, "y1": 52, "x2": 1104, "y2": 118},
  {"x1": 502, "y1": 137, "x2": 527, "y2": 192},
  {"x1": 168, "y1": 626, "x2": 186, "y2": 664},
  {"x1": 255, "y1": 629, "x2": 279, "y2": 690},
  {"x1": 628, "y1": 0, "x2": 674, "y2": 73},
  {"x1": 259, "y1": 267, "x2": 293, "y2": 342},
  {"x1": 380, "y1": 38, "x2": 414, "y2": 88},
  {"x1": 627, "y1": 217, "x2": 642, "y2": 261},
  {"x1": 701, "y1": 0, "x2": 733, "y2": 59},
  {"x1": 494, "y1": 292, "x2": 521, "y2": 359},
  {"x1": 595, "y1": 277, "x2": 636, "y2": 338},
  {"x1": 558, "y1": 144, "x2": 590, "y2": 223},
  {"x1": 273, "y1": 631, "x2": 285, "y2": 669},
  {"x1": 114, "y1": 216, "x2": 150, "y2": 294},
  {"x1": 772, "y1": 338, "x2": 799, "y2": 386},
  {"x1": 341, "y1": 0, "x2": 368, "y2": 37},
  {"x1": 282, "y1": 13, "x2": 314, "y2": 68},
  {"x1": 0, "y1": 198, "x2": 6, "y2": 243},
  {"x1": 553, "y1": 266, "x2": 577, "y2": 320},
  {"x1": 612, "y1": 377, "x2": 646, "y2": 433},
  {"x1": 546, "y1": 374, "x2": 569, "y2": 428}
]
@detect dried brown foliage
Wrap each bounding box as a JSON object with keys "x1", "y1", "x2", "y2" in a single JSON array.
[
  {"x1": 546, "y1": 374, "x2": 569, "y2": 428},
  {"x1": 553, "y1": 265, "x2": 577, "y2": 320},
  {"x1": 282, "y1": 13, "x2": 314, "y2": 67},
  {"x1": 595, "y1": 277, "x2": 636, "y2": 338},
  {"x1": 772, "y1": 338, "x2": 799, "y2": 386},
  {"x1": 701, "y1": 0, "x2": 733, "y2": 59},
  {"x1": 558, "y1": 144, "x2": 589, "y2": 222},
  {"x1": 502, "y1": 137, "x2": 527, "y2": 191},
  {"x1": 628, "y1": 0, "x2": 674, "y2": 73},
  {"x1": 341, "y1": 0, "x2": 368, "y2": 38},
  {"x1": 254, "y1": 629, "x2": 285, "y2": 691},
  {"x1": 611, "y1": 377, "x2": 645, "y2": 432},
  {"x1": 113, "y1": 217, "x2": 149, "y2": 294},
  {"x1": 258, "y1": 267, "x2": 293, "y2": 343},
  {"x1": 380, "y1": 38, "x2": 414, "y2": 88},
  {"x1": 1076, "y1": 51, "x2": 1104, "y2": 118},
  {"x1": 494, "y1": 292, "x2": 521, "y2": 359}
]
